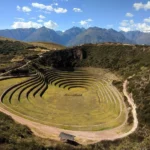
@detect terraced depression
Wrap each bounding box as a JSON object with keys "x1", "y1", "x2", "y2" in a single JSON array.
[{"x1": 0, "y1": 68, "x2": 127, "y2": 131}]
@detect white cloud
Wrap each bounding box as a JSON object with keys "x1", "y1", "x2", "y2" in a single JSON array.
[
  {"x1": 80, "y1": 21, "x2": 87, "y2": 26},
  {"x1": 22, "y1": 6, "x2": 31, "y2": 12},
  {"x1": 126, "y1": 13, "x2": 134, "y2": 17},
  {"x1": 133, "y1": 1, "x2": 150, "y2": 10},
  {"x1": 54, "y1": 8, "x2": 67, "y2": 13},
  {"x1": 119, "y1": 27, "x2": 131, "y2": 32},
  {"x1": 32, "y1": 3, "x2": 53, "y2": 11},
  {"x1": 32, "y1": 2, "x2": 67, "y2": 13},
  {"x1": 73, "y1": 8, "x2": 83, "y2": 12},
  {"x1": 17, "y1": 5, "x2": 21, "y2": 11},
  {"x1": 138, "y1": 23, "x2": 150, "y2": 32},
  {"x1": 39, "y1": 15, "x2": 45, "y2": 19},
  {"x1": 120, "y1": 20, "x2": 129, "y2": 26},
  {"x1": 144, "y1": 17, "x2": 150, "y2": 23},
  {"x1": 79, "y1": 18, "x2": 93, "y2": 27},
  {"x1": 120, "y1": 20, "x2": 134, "y2": 28},
  {"x1": 119, "y1": 19, "x2": 150, "y2": 32},
  {"x1": 133, "y1": 2, "x2": 143, "y2": 10},
  {"x1": 11, "y1": 21, "x2": 42, "y2": 29},
  {"x1": 37, "y1": 19, "x2": 43, "y2": 23},
  {"x1": 44, "y1": 20, "x2": 58, "y2": 29},
  {"x1": 16, "y1": 5, "x2": 31, "y2": 12}
]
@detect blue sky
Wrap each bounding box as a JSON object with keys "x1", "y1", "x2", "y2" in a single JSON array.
[{"x1": 0, "y1": 0, "x2": 150, "y2": 32}]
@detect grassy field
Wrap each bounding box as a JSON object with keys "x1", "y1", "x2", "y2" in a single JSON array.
[{"x1": 0, "y1": 68, "x2": 127, "y2": 131}]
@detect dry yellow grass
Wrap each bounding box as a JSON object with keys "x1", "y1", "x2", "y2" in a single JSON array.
[
  {"x1": 30, "y1": 42, "x2": 65, "y2": 50},
  {"x1": 0, "y1": 36, "x2": 16, "y2": 41},
  {"x1": 11, "y1": 56, "x2": 24, "y2": 62}
]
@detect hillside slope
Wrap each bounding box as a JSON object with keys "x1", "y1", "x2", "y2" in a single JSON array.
[
  {"x1": 0, "y1": 38, "x2": 32, "y2": 54},
  {"x1": 24, "y1": 27, "x2": 62, "y2": 44},
  {"x1": 61, "y1": 27, "x2": 85, "y2": 45},
  {"x1": 30, "y1": 42, "x2": 65, "y2": 50},
  {"x1": 0, "y1": 28, "x2": 36, "y2": 41},
  {"x1": 0, "y1": 37, "x2": 65, "y2": 74}
]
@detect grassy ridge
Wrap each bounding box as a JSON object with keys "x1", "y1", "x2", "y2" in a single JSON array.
[
  {"x1": 0, "y1": 37, "x2": 65, "y2": 55},
  {"x1": 30, "y1": 41, "x2": 65, "y2": 50},
  {"x1": 0, "y1": 39, "x2": 32, "y2": 54},
  {"x1": 78, "y1": 44, "x2": 150, "y2": 77},
  {"x1": 38, "y1": 44, "x2": 150, "y2": 76},
  {"x1": 0, "y1": 38, "x2": 65, "y2": 73}
]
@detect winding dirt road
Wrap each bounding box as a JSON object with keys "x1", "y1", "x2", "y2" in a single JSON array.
[
  {"x1": 0, "y1": 61, "x2": 31, "y2": 77},
  {"x1": 0, "y1": 79, "x2": 138, "y2": 145}
]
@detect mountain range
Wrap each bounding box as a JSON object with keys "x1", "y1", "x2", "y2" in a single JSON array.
[{"x1": 0, "y1": 26, "x2": 150, "y2": 46}]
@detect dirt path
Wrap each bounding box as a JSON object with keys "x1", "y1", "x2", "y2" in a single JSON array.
[
  {"x1": 0, "y1": 52, "x2": 45, "y2": 77},
  {"x1": 0, "y1": 61, "x2": 31, "y2": 77},
  {"x1": 122, "y1": 79, "x2": 138, "y2": 136},
  {"x1": 0, "y1": 79, "x2": 138, "y2": 145}
]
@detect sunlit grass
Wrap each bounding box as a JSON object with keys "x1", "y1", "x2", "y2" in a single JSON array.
[{"x1": 0, "y1": 68, "x2": 127, "y2": 131}]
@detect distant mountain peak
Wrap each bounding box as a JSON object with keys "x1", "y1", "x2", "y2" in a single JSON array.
[
  {"x1": 107, "y1": 28, "x2": 116, "y2": 31},
  {"x1": 2, "y1": 26, "x2": 150, "y2": 46},
  {"x1": 39, "y1": 26, "x2": 47, "y2": 29},
  {"x1": 39, "y1": 26, "x2": 53, "y2": 31}
]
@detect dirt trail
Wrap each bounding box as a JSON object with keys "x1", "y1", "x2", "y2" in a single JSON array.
[
  {"x1": 0, "y1": 52, "x2": 45, "y2": 77},
  {"x1": 0, "y1": 79, "x2": 138, "y2": 145},
  {"x1": 0, "y1": 61, "x2": 31, "y2": 77},
  {"x1": 122, "y1": 80, "x2": 138, "y2": 136}
]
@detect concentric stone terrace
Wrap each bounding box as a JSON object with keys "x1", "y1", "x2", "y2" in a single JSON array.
[{"x1": 0, "y1": 68, "x2": 127, "y2": 131}]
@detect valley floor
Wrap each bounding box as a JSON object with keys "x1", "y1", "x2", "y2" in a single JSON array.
[{"x1": 0, "y1": 69, "x2": 138, "y2": 145}]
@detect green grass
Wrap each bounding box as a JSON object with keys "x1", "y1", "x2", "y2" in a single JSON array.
[{"x1": 0, "y1": 68, "x2": 126, "y2": 131}]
